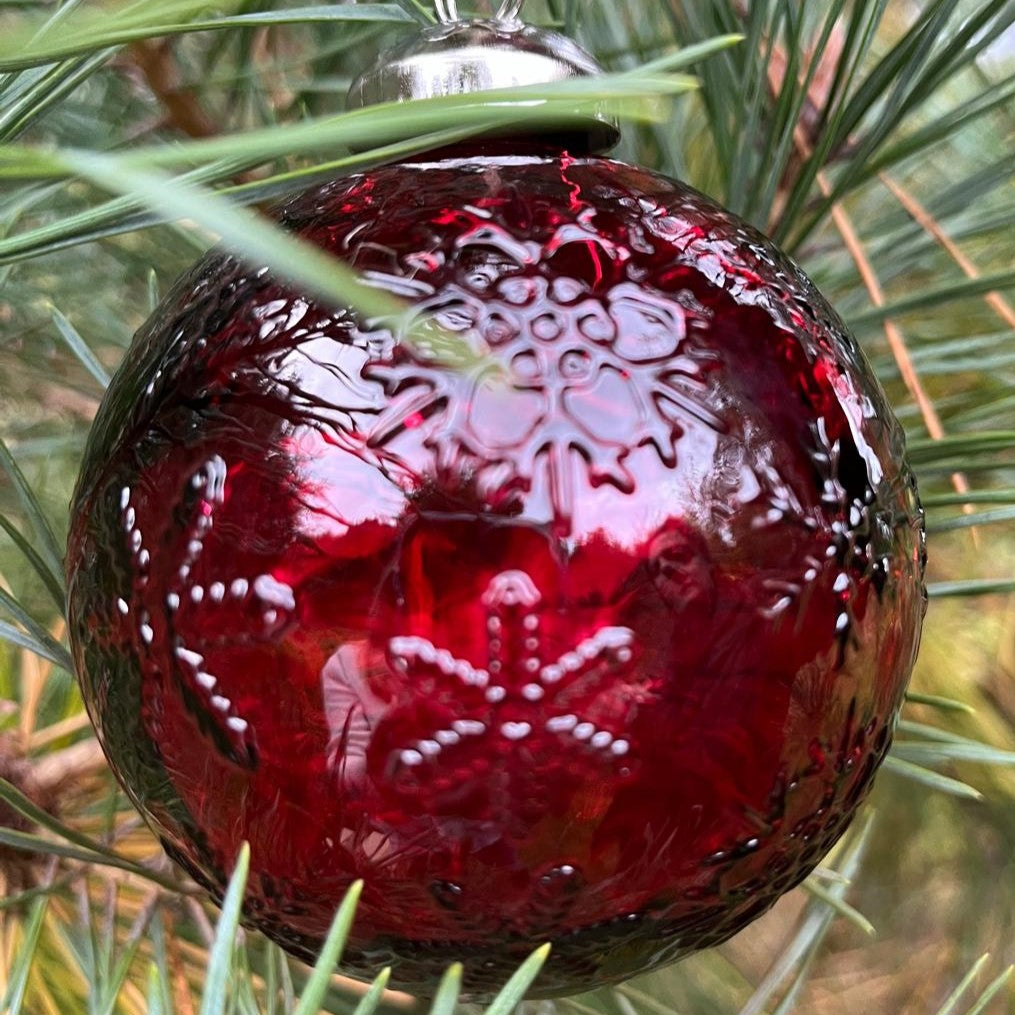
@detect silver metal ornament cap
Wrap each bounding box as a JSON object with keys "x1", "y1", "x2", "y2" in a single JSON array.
[{"x1": 346, "y1": 2, "x2": 620, "y2": 152}]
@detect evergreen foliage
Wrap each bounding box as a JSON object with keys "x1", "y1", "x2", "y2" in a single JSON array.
[{"x1": 0, "y1": 1, "x2": 1012, "y2": 1012}]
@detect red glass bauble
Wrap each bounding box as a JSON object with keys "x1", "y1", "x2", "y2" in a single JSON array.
[{"x1": 66, "y1": 150, "x2": 925, "y2": 997}]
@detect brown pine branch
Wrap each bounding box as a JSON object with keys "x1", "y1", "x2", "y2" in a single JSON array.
[
  {"x1": 878, "y1": 172, "x2": 1015, "y2": 331},
  {"x1": 765, "y1": 25, "x2": 978, "y2": 533},
  {"x1": 31, "y1": 740, "x2": 106, "y2": 795},
  {"x1": 128, "y1": 40, "x2": 217, "y2": 140},
  {"x1": 805, "y1": 145, "x2": 979, "y2": 541}
]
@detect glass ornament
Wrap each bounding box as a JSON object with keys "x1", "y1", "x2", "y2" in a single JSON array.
[{"x1": 66, "y1": 1, "x2": 926, "y2": 998}]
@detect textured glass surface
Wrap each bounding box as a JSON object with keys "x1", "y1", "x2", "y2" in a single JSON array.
[{"x1": 66, "y1": 154, "x2": 926, "y2": 997}]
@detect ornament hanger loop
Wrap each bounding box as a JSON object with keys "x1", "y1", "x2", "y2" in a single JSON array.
[
  {"x1": 495, "y1": 0, "x2": 525, "y2": 22},
  {"x1": 433, "y1": 0, "x2": 526, "y2": 23},
  {"x1": 433, "y1": 0, "x2": 459, "y2": 23}
]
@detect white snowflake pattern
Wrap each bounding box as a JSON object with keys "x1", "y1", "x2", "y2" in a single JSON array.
[
  {"x1": 361, "y1": 277, "x2": 725, "y2": 520},
  {"x1": 382, "y1": 570, "x2": 638, "y2": 775},
  {"x1": 119, "y1": 455, "x2": 297, "y2": 766}
]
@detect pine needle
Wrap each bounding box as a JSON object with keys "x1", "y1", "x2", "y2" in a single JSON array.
[
  {"x1": 428, "y1": 962, "x2": 463, "y2": 1015},
  {"x1": 291, "y1": 881, "x2": 364, "y2": 1015},
  {"x1": 738, "y1": 813, "x2": 877, "y2": 1015},
  {"x1": 351, "y1": 968, "x2": 392, "y2": 1015},
  {"x1": 0, "y1": 438, "x2": 64, "y2": 589},
  {"x1": 485, "y1": 944, "x2": 552, "y2": 1015},
  {"x1": 0, "y1": 3, "x2": 1012, "y2": 1013},
  {"x1": 49, "y1": 308, "x2": 111, "y2": 389},
  {"x1": 882, "y1": 756, "x2": 984, "y2": 800},
  {"x1": 198, "y1": 843, "x2": 250, "y2": 1015},
  {"x1": 960, "y1": 966, "x2": 1014, "y2": 1015},
  {"x1": 934, "y1": 954, "x2": 992, "y2": 1015},
  {"x1": 905, "y1": 691, "x2": 976, "y2": 715},
  {"x1": 0, "y1": 896, "x2": 49, "y2": 1015},
  {"x1": 799, "y1": 879, "x2": 876, "y2": 937}
]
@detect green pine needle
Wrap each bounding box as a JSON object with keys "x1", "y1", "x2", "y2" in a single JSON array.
[
  {"x1": 0, "y1": 586, "x2": 73, "y2": 671},
  {"x1": 50, "y1": 306, "x2": 111, "y2": 389},
  {"x1": 200, "y1": 842, "x2": 251, "y2": 1015},
  {"x1": 0, "y1": 512, "x2": 65, "y2": 610},
  {"x1": 429, "y1": 962, "x2": 464, "y2": 1015},
  {"x1": 485, "y1": 943, "x2": 553, "y2": 1015},
  {"x1": 739, "y1": 815, "x2": 876, "y2": 1015},
  {"x1": 934, "y1": 954, "x2": 993, "y2": 1015},
  {"x1": 799, "y1": 879, "x2": 876, "y2": 938},
  {"x1": 0, "y1": 896, "x2": 49, "y2": 1015},
  {"x1": 928, "y1": 579, "x2": 1015, "y2": 598},
  {"x1": 146, "y1": 962, "x2": 169, "y2": 1015},
  {"x1": 904, "y1": 691, "x2": 976, "y2": 715},
  {"x1": 292, "y1": 881, "x2": 365, "y2": 1015},
  {"x1": 882, "y1": 756, "x2": 984, "y2": 800},
  {"x1": 0, "y1": 2, "x2": 415, "y2": 71},
  {"x1": 0, "y1": 2, "x2": 1013, "y2": 1013},
  {"x1": 0, "y1": 435, "x2": 64, "y2": 584},
  {"x1": 0, "y1": 618, "x2": 71, "y2": 671},
  {"x1": 351, "y1": 969, "x2": 393, "y2": 1015},
  {"x1": 959, "y1": 966, "x2": 1015, "y2": 1015}
]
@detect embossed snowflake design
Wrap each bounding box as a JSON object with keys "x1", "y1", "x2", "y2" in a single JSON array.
[
  {"x1": 361, "y1": 277, "x2": 724, "y2": 517},
  {"x1": 119, "y1": 455, "x2": 297, "y2": 767},
  {"x1": 380, "y1": 570, "x2": 639, "y2": 781}
]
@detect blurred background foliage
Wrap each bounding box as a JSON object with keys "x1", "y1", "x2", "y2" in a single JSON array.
[{"x1": 0, "y1": 0, "x2": 1013, "y2": 1013}]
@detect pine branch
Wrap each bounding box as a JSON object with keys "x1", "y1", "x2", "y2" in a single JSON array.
[
  {"x1": 0, "y1": 2, "x2": 1013, "y2": 1013},
  {"x1": 129, "y1": 39, "x2": 218, "y2": 139}
]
